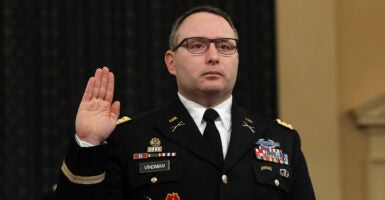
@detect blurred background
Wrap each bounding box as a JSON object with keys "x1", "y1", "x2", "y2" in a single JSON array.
[{"x1": 1, "y1": 0, "x2": 385, "y2": 200}]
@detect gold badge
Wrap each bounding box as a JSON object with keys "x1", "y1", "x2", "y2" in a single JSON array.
[{"x1": 147, "y1": 137, "x2": 162, "y2": 153}]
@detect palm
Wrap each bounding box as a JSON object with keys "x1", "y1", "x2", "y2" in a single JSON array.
[{"x1": 75, "y1": 67, "x2": 120, "y2": 145}]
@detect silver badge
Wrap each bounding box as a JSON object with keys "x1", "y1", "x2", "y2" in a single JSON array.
[{"x1": 279, "y1": 168, "x2": 290, "y2": 178}]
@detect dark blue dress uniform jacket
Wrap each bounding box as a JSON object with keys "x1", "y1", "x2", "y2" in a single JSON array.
[{"x1": 55, "y1": 98, "x2": 316, "y2": 200}]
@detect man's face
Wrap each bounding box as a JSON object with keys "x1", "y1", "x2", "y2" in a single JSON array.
[{"x1": 165, "y1": 12, "x2": 239, "y2": 105}]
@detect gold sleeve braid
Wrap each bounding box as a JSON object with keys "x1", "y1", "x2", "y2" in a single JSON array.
[{"x1": 61, "y1": 161, "x2": 105, "y2": 185}]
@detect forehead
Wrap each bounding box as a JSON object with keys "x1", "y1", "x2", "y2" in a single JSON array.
[{"x1": 177, "y1": 12, "x2": 236, "y2": 40}]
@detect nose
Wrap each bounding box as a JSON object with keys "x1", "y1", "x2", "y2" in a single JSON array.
[{"x1": 206, "y1": 43, "x2": 219, "y2": 64}]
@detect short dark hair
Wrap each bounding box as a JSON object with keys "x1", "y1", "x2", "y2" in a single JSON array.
[{"x1": 168, "y1": 5, "x2": 238, "y2": 50}]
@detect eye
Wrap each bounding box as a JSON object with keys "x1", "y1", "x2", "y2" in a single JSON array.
[
  {"x1": 188, "y1": 41, "x2": 206, "y2": 50},
  {"x1": 217, "y1": 40, "x2": 235, "y2": 52},
  {"x1": 218, "y1": 44, "x2": 231, "y2": 50}
]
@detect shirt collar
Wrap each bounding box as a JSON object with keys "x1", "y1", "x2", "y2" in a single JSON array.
[{"x1": 177, "y1": 93, "x2": 232, "y2": 132}]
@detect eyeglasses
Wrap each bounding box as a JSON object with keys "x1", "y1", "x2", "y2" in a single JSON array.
[{"x1": 172, "y1": 37, "x2": 238, "y2": 55}]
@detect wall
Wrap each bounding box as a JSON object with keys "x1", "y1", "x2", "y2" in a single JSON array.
[{"x1": 277, "y1": 0, "x2": 385, "y2": 199}]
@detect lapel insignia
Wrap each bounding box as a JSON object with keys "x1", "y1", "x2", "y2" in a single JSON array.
[
  {"x1": 242, "y1": 117, "x2": 255, "y2": 133},
  {"x1": 254, "y1": 139, "x2": 289, "y2": 165},
  {"x1": 170, "y1": 121, "x2": 185, "y2": 133},
  {"x1": 245, "y1": 117, "x2": 253, "y2": 124},
  {"x1": 147, "y1": 137, "x2": 162, "y2": 153},
  {"x1": 165, "y1": 192, "x2": 180, "y2": 200},
  {"x1": 169, "y1": 116, "x2": 178, "y2": 123},
  {"x1": 276, "y1": 119, "x2": 294, "y2": 130}
]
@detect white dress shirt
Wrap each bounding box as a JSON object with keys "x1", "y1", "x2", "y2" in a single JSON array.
[{"x1": 177, "y1": 93, "x2": 232, "y2": 158}]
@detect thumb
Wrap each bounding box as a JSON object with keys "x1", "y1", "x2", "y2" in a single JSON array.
[{"x1": 110, "y1": 101, "x2": 121, "y2": 121}]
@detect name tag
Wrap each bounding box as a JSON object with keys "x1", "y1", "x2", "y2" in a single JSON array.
[{"x1": 139, "y1": 160, "x2": 170, "y2": 173}]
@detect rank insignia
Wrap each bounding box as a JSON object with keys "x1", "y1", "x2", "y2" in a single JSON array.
[
  {"x1": 116, "y1": 116, "x2": 131, "y2": 125},
  {"x1": 165, "y1": 192, "x2": 180, "y2": 200},
  {"x1": 254, "y1": 145, "x2": 289, "y2": 165},
  {"x1": 276, "y1": 119, "x2": 294, "y2": 130}
]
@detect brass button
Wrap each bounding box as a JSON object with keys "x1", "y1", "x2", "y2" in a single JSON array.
[
  {"x1": 150, "y1": 177, "x2": 158, "y2": 184},
  {"x1": 274, "y1": 179, "x2": 280, "y2": 187},
  {"x1": 222, "y1": 174, "x2": 228, "y2": 184}
]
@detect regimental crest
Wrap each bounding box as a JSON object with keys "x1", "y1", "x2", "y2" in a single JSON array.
[{"x1": 165, "y1": 192, "x2": 180, "y2": 200}]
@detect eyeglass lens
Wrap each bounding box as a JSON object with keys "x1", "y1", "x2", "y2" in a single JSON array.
[{"x1": 186, "y1": 38, "x2": 237, "y2": 55}]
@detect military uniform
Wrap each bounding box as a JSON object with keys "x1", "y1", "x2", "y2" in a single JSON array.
[{"x1": 55, "y1": 98, "x2": 315, "y2": 200}]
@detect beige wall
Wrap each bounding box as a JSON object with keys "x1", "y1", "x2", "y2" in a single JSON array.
[{"x1": 277, "y1": 0, "x2": 385, "y2": 200}]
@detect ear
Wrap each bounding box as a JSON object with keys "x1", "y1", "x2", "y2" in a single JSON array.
[{"x1": 164, "y1": 50, "x2": 176, "y2": 75}]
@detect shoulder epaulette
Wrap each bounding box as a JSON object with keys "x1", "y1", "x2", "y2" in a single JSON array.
[
  {"x1": 116, "y1": 116, "x2": 132, "y2": 125},
  {"x1": 276, "y1": 119, "x2": 294, "y2": 130}
]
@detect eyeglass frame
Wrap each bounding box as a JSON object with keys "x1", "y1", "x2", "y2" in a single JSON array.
[{"x1": 172, "y1": 37, "x2": 238, "y2": 55}]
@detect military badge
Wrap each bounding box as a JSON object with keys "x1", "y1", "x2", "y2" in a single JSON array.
[
  {"x1": 148, "y1": 137, "x2": 162, "y2": 153},
  {"x1": 255, "y1": 139, "x2": 289, "y2": 165},
  {"x1": 256, "y1": 139, "x2": 280, "y2": 148},
  {"x1": 280, "y1": 168, "x2": 290, "y2": 178},
  {"x1": 165, "y1": 192, "x2": 180, "y2": 200}
]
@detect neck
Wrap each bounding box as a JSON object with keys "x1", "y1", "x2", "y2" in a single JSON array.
[{"x1": 179, "y1": 92, "x2": 231, "y2": 108}]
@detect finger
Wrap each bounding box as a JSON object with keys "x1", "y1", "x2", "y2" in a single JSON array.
[
  {"x1": 98, "y1": 67, "x2": 109, "y2": 99},
  {"x1": 81, "y1": 77, "x2": 95, "y2": 101},
  {"x1": 110, "y1": 101, "x2": 121, "y2": 120},
  {"x1": 92, "y1": 68, "x2": 103, "y2": 98},
  {"x1": 105, "y1": 72, "x2": 115, "y2": 103}
]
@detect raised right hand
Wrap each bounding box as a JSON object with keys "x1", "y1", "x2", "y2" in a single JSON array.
[{"x1": 75, "y1": 67, "x2": 120, "y2": 145}]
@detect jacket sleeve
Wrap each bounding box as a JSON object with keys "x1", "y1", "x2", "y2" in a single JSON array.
[
  {"x1": 54, "y1": 138, "x2": 108, "y2": 200},
  {"x1": 288, "y1": 131, "x2": 316, "y2": 199}
]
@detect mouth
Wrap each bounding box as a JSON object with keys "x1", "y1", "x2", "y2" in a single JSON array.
[{"x1": 202, "y1": 71, "x2": 222, "y2": 78}]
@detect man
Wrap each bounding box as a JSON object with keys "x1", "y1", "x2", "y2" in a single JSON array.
[{"x1": 55, "y1": 5, "x2": 315, "y2": 200}]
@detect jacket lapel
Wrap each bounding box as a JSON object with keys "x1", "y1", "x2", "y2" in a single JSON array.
[
  {"x1": 223, "y1": 106, "x2": 267, "y2": 171},
  {"x1": 155, "y1": 98, "x2": 222, "y2": 168}
]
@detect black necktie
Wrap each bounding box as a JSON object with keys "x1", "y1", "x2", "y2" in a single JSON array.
[{"x1": 203, "y1": 109, "x2": 223, "y2": 164}]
